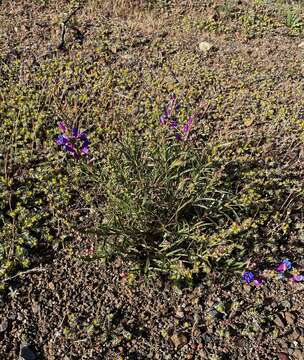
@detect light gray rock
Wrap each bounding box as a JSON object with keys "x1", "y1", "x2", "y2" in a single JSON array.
[{"x1": 198, "y1": 41, "x2": 213, "y2": 53}]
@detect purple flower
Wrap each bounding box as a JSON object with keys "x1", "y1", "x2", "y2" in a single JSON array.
[
  {"x1": 81, "y1": 139, "x2": 90, "y2": 155},
  {"x1": 276, "y1": 259, "x2": 292, "y2": 273},
  {"x1": 160, "y1": 114, "x2": 167, "y2": 125},
  {"x1": 254, "y1": 278, "x2": 264, "y2": 286},
  {"x1": 72, "y1": 127, "x2": 79, "y2": 138},
  {"x1": 159, "y1": 96, "x2": 196, "y2": 142},
  {"x1": 81, "y1": 146, "x2": 89, "y2": 155},
  {"x1": 64, "y1": 144, "x2": 77, "y2": 156},
  {"x1": 56, "y1": 134, "x2": 69, "y2": 145},
  {"x1": 58, "y1": 121, "x2": 67, "y2": 133},
  {"x1": 291, "y1": 274, "x2": 304, "y2": 282},
  {"x1": 170, "y1": 120, "x2": 178, "y2": 129},
  {"x1": 79, "y1": 131, "x2": 88, "y2": 141},
  {"x1": 56, "y1": 123, "x2": 90, "y2": 159},
  {"x1": 183, "y1": 124, "x2": 189, "y2": 133},
  {"x1": 175, "y1": 133, "x2": 183, "y2": 141},
  {"x1": 166, "y1": 94, "x2": 177, "y2": 117},
  {"x1": 242, "y1": 271, "x2": 254, "y2": 284},
  {"x1": 183, "y1": 116, "x2": 193, "y2": 133}
]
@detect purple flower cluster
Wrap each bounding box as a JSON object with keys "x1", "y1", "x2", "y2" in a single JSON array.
[
  {"x1": 276, "y1": 258, "x2": 292, "y2": 273},
  {"x1": 56, "y1": 122, "x2": 90, "y2": 159},
  {"x1": 159, "y1": 95, "x2": 193, "y2": 141},
  {"x1": 242, "y1": 271, "x2": 263, "y2": 286},
  {"x1": 276, "y1": 259, "x2": 304, "y2": 282},
  {"x1": 242, "y1": 258, "x2": 304, "y2": 286}
]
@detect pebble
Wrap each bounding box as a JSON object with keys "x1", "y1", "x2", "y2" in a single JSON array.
[
  {"x1": 198, "y1": 349, "x2": 208, "y2": 359},
  {"x1": 293, "y1": 349, "x2": 303, "y2": 359},
  {"x1": 202, "y1": 334, "x2": 212, "y2": 343},
  {"x1": 17, "y1": 313, "x2": 24, "y2": 321},
  {"x1": 284, "y1": 312, "x2": 295, "y2": 325},
  {"x1": 170, "y1": 333, "x2": 188, "y2": 348},
  {"x1": 8, "y1": 313, "x2": 16, "y2": 320},
  {"x1": 281, "y1": 300, "x2": 292, "y2": 309},
  {"x1": 31, "y1": 301, "x2": 40, "y2": 314},
  {"x1": 47, "y1": 282, "x2": 55, "y2": 290},
  {"x1": 198, "y1": 41, "x2": 213, "y2": 53},
  {"x1": 288, "y1": 328, "x2": 301, "y2": 340},
  {"x1": 0, "y1": 318, "x2": 8, "y2": 332},
  {"x1": 280, "y1": 341, "x2": 289, "y2": 349},
  {"x1": 175, "y1": 308, "x2": 184, "y2": 318},
  {"x1": 274, "y1": 314, "x2": 286, "y2": 328},
  {"x1": 298, "y1": 335, "x2": 304, "y2": 344}
]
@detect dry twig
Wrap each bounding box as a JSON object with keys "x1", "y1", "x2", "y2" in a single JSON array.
[
  {"x1": 1, "y1": 267, "x2": 47, "y2": 283},
  {"x1": 58, "y1": 5, "x2": 82, "y2": 50}
]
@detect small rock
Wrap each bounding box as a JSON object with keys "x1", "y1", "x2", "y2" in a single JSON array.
[
  {"x1": 298, "y1": 336, "x2": 304, "y2": 344},
  {"x1": 175, "y1": 310, "x2": 184, "y2": 318},
  {"x1": 271, "y1": 301, "x2": 279, "y2": 309},
  {"x1": 198, "y1": 349, "x2": 208, "y2": 359},
  {"x1": 274, "y1": 314, "x2": 286, "y2": 328},
  {"x1": 170, "y1": 333, "x2": 188, "y2": 348},
  {"x1": 288, "y1": 328, "x2": 301, "y2": 340},
  {"x1": 114, "y1": 257, "x2": 123, "y2": 268},
  {"x1": 198, "y1": 41, "x2": 213, "y2": 53},
  {"x1": 0, "y1": 318, "x2": 8, "y2": 332},
  {"x1": 280, "y1": 341, "x2": 289, "y2": 350},
  {"x1": 298, "y1": 42, "x2": 304, "y2": 48},
  {"x1": 202, "y1": 334, "x2": 212, "y2": 343},
  {"x1": 273, "y1": 328, "x2": 280, "y2": 338},
  {"x1": 284, "y1": 312, "x2": 295, "y2": 325},
  {"x1": 278, "y1": 352, "x2": 289, "y2": 360},
  {"x1": 281, "y1": 300, "x2": 292, "y2": 309},
  {"x1": 17, "y1": 313, "x2": 24, "y2": 321},
  {"x1": 293, "y1": 349, "x2": 303, "y2": 359},
  {"x1": 47, "y1": 282, "x2": 55, "y2": 290},
  {"x1": 19, "y1": 344, "x2": 37, "y2": 360},
  {"x1": 31, "y1": 301, "x2": 40, "y2": 315},
  {"x1": 8, "y1": 313, "x2": 16, "y2": 320},
  {"x1": 191, "y1": 343, "x2": 198, "y2": 350}
]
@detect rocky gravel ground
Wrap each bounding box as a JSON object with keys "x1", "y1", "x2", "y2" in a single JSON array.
[{"x1": 1, "y1": 256, "x2": 304, "y2": 359}]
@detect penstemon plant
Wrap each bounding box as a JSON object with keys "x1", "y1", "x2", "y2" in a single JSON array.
[{"x1": 92, "y1": 96, "x2": 241, "y2": 278}]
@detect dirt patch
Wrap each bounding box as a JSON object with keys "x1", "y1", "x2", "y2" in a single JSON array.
[{"x1": 1, "y1": 256, "x2": 304, "y2": 359}]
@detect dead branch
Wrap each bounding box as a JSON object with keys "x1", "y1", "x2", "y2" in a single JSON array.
[
  {"x1": 1, "y1": 267, "x2": 47, "y2": 283},
  {"x1": 57, "y1": 5, "x2": 82, "y2": 50}
]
